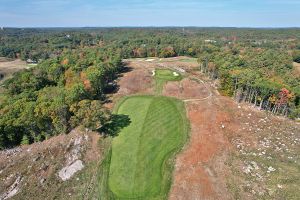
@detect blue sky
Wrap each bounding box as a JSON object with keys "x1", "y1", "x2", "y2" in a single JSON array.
[{"x1": 0, "y1": 0, "x2": 299, "y2": 27}]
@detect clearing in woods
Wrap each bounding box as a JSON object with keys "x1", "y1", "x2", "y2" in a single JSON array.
[
  {"x1": 293, "y1": 62, "x2": 300, "y2": 75},
  {"x1": 0, "y1": 58, "x2": 30, "y2": 83},
  {"x1": 108, "y1": 95, "x2": 188, "y2": 199}
]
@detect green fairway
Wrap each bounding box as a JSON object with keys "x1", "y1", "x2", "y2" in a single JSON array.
[
  {"x1": 108, "y1": 95, "x2": 188, "y2": 199},
  {"x1": 154, "y1": 69, "x2": 183, "y2": 94}
]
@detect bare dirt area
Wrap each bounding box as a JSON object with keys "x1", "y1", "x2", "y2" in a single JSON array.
[
  {"x1": 169, "y1": 94, "x2": 238, "y2": 200},
  {"x1": 0, "y1": 58, "x2": 28, "y2": 83},
  {"x1": 163, "y1": 78, "x2": 210, "y2": 100},
  {"x1": 118, "y1": 56, "x2": 200, "y2": 98},
  {"x1": 104, "y1": 61, "x2": 154, "y2": 109},
  {"x1": 107, "y1": 56, "x2": 198, "y2": 107},
  {"x1": 0, "y1": 128, "x2": 103, "y2": 200},
  {"x1": 125, "y1": 56, "x2": 199, "y2": 71},
  {"x1": 169, "y1": 92, "x2": 300, "y2": 200},
  {"x1": 113, "y1": 57, "x2": 300, "y2": 200},
  {"x1": 117, "y1": 65, "x2": 154, "y2": 96}
]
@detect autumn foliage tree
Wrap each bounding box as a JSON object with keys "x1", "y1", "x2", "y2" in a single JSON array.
[
  {"x1": 70, "y1": 100, "x2": 110, "y2": 131},
  {"x1": 198, "y1": 46, "x2": 300, "y2": 118},
  {"x1": 0, "y1": 48, "x2": 123, "y2": 149}
]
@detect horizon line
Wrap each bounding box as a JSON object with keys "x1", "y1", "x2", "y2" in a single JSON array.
[{"x1": 1, "y1": 26, "x2": 300, "y2": 29}]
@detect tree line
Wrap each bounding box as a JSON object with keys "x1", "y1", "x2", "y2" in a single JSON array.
[
  {"x1": 198, "y1": 46, "x2": 300, "y2": 118},
  {"x1": 0, "y1": 48, "x2": 123, "y2": 148},
  {"x1": 0, "y1": 27, "x2": 299, "y2": 148},
  {"x1": 1, "y1": 28, "x2": 299, "y2": 61}
]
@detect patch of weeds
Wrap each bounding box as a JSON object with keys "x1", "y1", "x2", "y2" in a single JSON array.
[{"x1": 227, "y1": 176, "x2": 241, "y2": 200}]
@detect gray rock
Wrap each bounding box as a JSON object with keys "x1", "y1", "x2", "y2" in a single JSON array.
[{"x1": 58, "y1": 160, "x2": 84, "y2": 181}]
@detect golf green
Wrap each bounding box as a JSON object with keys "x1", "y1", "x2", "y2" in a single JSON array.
[
  {"x1": 108, "y1": 95, "x2": 188, "y2": 199},
  {"x1": 154, "y1": 69, "x2": 183, "y2": 94}
]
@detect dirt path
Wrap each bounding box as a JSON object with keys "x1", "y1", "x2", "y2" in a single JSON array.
[
  {"x1": 169, "y1": 85, "x2": 238, "y2": 200},
  {"x1": 183, "y1": 77, "x2": 213, "y2": 102}
]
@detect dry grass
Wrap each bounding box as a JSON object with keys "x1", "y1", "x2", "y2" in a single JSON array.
[
  {"x1": 293, "y1": 62, "x2": 300, "y2": 77},
  {"x1": 0, "y1": 58, "x2": 28, "y2": 83},
  {"x1": 225, "y1": 105, "x2": 300, "y2": 200},
  {"x1": 0, "y1": 128, "x2": 104, "y2": 200}
]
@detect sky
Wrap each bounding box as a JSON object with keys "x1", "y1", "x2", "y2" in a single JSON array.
[{"x1": 0, "y1": 0, "x2": 299, "y2": 27}]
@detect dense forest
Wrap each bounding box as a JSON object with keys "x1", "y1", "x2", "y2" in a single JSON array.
[
  {"x1": 198, "y1": 47, "x2": 300, "y2": 118},
  {"x1": 0, "y1": 27, "x2": 300, "y2": 148},
  {"x1": 0, "y1": 46, "x2": 123, "y2": 148}
]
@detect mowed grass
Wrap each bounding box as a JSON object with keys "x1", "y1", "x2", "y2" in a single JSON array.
[
  {"x1": 154, "y1": 69, "x2": 182, "y2": 94},
  {"x1": 108, "y1": 95, "x2": 188, "y2": 199}
]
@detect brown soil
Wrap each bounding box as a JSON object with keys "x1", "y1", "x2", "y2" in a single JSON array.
[
  {"x1": 117, "y1": 67, "x2": 153, "y2": 96},
  {"x1": 169, "y1": 94, "x2": 239, "y2": 200},
  {"x1": 169, "y1": 88, "x2": 300, "y2": 200},
  {"x1": 105, "y1": 61, "x2": 154, "y2": 110},
  {"x1": 163, "y1": 78, "x2": 210, "y2": 100},
  {"x1": 106, "y1": 56, "x2": 199, "y2": 108}
]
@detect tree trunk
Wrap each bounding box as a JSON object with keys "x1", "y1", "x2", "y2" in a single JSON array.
[
  {"x1": 242, "y1": 87, "x2": 248, "y2": 102},
  {"x1": 249, "y1": 89, "x2": 255, "y2": 104},
  {"x1": 254, "y1": 93, "x2": 258, "y2": 107},
  {"x1": 266, "y1": 100, "x2": 270, "y2": 111},
  {"x1": 282, "y1": 104, "x2": 288, "y2": 116},
  {"x1": 248, "y1": 88, "x2": 253, "y2": 103},
  {"x1": 233, "y1": 78, "x2": 238, "y2": 97},
  {"x1": 259, "y1": 97, "x2": 265, "y2": 110}
]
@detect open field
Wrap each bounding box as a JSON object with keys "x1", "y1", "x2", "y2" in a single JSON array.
[
  {"x1": 108, "y1": 95, "x2": 188, "y2": 199},
  {"x1": 0, "y1": 58, "x2": 29, "y2": 83},
  {"x1": 293, "y1": 62, "x2": 300, "y2": 69},
  {"x1": 124, "y1": 56, "x2": 199, "y2": 72},
  {"x1": 293, "y1": 62, "x2": 300, "y2": 76}
]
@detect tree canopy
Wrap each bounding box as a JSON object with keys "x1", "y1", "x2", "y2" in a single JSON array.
[{"x1": 1, "y1": 27, "x2": 299, "y2": 149}]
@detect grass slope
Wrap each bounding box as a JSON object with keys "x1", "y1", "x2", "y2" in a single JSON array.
[
  {"x1": 108, "y1": 95, "x2": 188, "y2": 199},
  {"x1": 154, "y1": 69, "x2": 182, "y2": 94}
]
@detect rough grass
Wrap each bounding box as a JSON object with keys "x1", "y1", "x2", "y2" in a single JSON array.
[
  {"x1": 0, "y1": 59, "x2": 28, "y2": 84},
  {"x1": 0, "y1": 129, "x2": 105, "y2": 200},
  {"x1": 91, "y1": 137, "x2": 115, "y2": 200},
  {"x1": 166, "y1": 58, "x2": 197, "y2": 63},
  {"x1": 154, "y1": 69, "x2": 182, "y2": 94},
  {"x1": 226, "y1": 117, "x2": 300, "y2": 200},
  {"x1": 105, "y1": 95, "x2": 188, "y2": 199}
]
